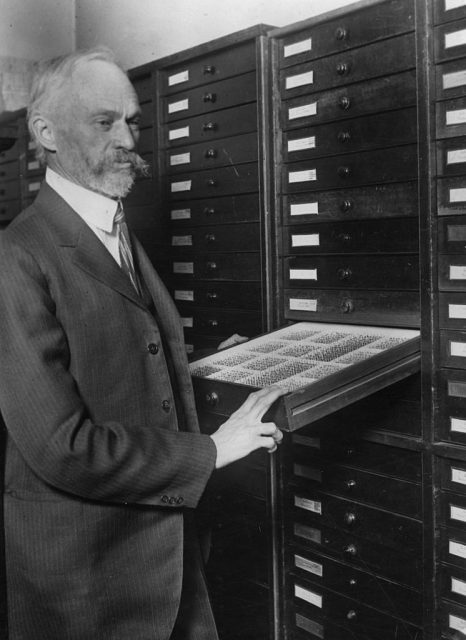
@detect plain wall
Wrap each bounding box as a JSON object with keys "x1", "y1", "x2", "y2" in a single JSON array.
[{"x1": 75, "y1": 0, "x2": 358, "y2": 69}]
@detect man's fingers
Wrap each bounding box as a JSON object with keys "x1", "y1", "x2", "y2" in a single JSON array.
[{"x1": 235, "y1": 385, "x2": 285, "y2": 419}]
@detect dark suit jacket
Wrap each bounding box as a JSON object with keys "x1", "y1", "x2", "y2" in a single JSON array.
[{"x1": 0, "y1": 184, "x2": 217, "y2": 640}]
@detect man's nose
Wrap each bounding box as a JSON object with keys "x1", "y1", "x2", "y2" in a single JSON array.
[{"x1": 114, "y1": 121, "x2": 138, "y2": 150}]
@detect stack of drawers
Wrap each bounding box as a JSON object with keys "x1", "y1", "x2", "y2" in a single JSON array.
[
  {"x1": 155, "y1": 27, "x2": 271, "y2": 354},
  {"x1": 432, "y1": 2, "x2": 466, "y2": 636},
  {"x1": 271, "y1": 0, "x2": 419, "y2": 328},
  {"x1": 0, "y1": 133, "x2": 21, "y2": 228}
]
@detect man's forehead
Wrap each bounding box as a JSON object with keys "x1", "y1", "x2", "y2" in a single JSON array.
[{"x1": 69, "y1": 60, "x2": 139, "y2": 109}]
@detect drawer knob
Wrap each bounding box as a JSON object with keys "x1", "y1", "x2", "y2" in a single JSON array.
[
  {"x1": 206, "y1": 261, "x2": 217, "y2": 271},
  {"x1": 203, "y1": 207, "x2": 215, "y2": 215},
  {"x1": 202, "y1": 122, "x2": 217, "y2": 131},
  {"x1": 207, "y1": 319, "x2": 219, "y2": 328},
  {"x1": 338, "y1": 96, "x2": 351, "y2": 110},
  {"x1": 344, "y1": 512, "x2": 356, "y2": 525},
  {"x1": 345, "y1": 479, "x2": 357, "y2": 490},
  {"x1": 337, "y1": 131, "x2": 351, "y2": 144},
  {"x1": 205, "y1": 233, "x2": 216, "y2": 243},
  {"x1": 203, "y1": 64, "x2": 216, "y2": 75},
  {"x1": 349, "y1": 578, "x2": 357, "y2": 587},
  {"x1": 203, "y1": 92, "x2": 217, "y2": 103},
  {"x1": 336, "y1": 62, "x2": 350, "y2": 76},
  {"x1": 337, "y1": 267, "x2": 352, "y2": 281},
  {"x1": 338, "y1": 232, "x2": 352, "y2": 243},
  {"x1": 337, "y1": 166, "x2": 351, "y2": 178},
  {"x1": 206, "y1": 292, "x2": 218, "y2": 302},
  {"x1": 206, "y1": 178, "x2": 217, "y2": 187},
  {"x1": 340, "y1": 299, "x2": 354, "y2": 314},
  {"x1": 205, "y1": 391, "x2": 219, "y2": 406},
  {"x1": 335, "y1": 27, "x2": 348, "y2": 41},
  {"x1": 340, "y1": 199, "x2": 353, "y2": 212},
  {"x1": 346, "y1": 610, "x2": 357, "y2": 622},
  {"x1": 344, "y1": 544, "x2": 357, "y2": 557},
  {"x1": 205, "y1": 148, "x2": 217, "y2": 159}
]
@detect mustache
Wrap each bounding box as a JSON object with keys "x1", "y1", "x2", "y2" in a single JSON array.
[{"x1": 110, "y1": 149, "x2": 151, "y2": 178}]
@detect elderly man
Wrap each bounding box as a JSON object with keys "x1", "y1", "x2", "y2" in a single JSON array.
[{"x1": 0, "y1": 48, "x2": 283, "y2": 640}]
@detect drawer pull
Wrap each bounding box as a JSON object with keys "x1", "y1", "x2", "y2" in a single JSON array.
[
  {"x1": 204, "y1": 148, "x2": 217, "y2": 159},
  {"x1": 348, "y1": 578, "x2": 357, "y2": 587},
  {"x1": 344, "y1": 512, "x2": 356, "y2": 525},
  {"x1": 344, "y1": 544, "x2": 357, "y2": 557},
  {"x1": 338, "y1": 96, "x2": 351, "y2": 110},
  {"x1": 336, "y1": 62, "x2": 350, "y2": 76},
  {"x1": 207, "y1": 319, "x2": 219, "y2": 328},
  {"x1": 203, "y1": 64, "x2": 216, "y2": 75},
  {"x1": 202, "y1": 122, "x2": 217, "y2": 131},
  {"x1": 206, "y1": 261, "x2": 217, "y2": 271},
  {"x1": 338, "y1": 232, "x2": 352, "y2": 243},
  {"x1": 203, "y1": 207, "x2": 215, "y2": 215},
  {"x1": 206, "y1": 292, "x2": 218, "y2": 301},
  {"x1": 337, "y1": 131, "x2": 351, "y2": 144},
  {"x1": 340, "y1": 199, "x2": 353, "y2": 212},
  {"x1": 345, "y1": 479, "x2": 357, "y2": 490},
  {"x1": 205, "y1": 233, "x2": 216, "y2": 243},
  {"x1": 340, "y1": 299, "x2": 354, "y2": 314},
  {"x1": 346, "y1": 610, "x2": 357, "y2": 621},
  {"x1": 337, "y1": 166, "x2": 351, "y2": 178},
  {"x1": 335, "y1": 27, "x2": 348, "y2": 41},
  {"x1": 337, "y1": 267, "x2": 352, "y2": 281},
  {"x1": 206, "y1": 178, "x2": 217, "y2": 187},
  {"x1": 203, "y1": 92, "x2": 217, "y2": 103},
  {"x1": 205, "y1": 391, "x2": 219, "y2": 406}
]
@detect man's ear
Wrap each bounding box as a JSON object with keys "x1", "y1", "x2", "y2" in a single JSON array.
[{"x1": 30, "y1": 114, "x2": 57, "y2": 152}]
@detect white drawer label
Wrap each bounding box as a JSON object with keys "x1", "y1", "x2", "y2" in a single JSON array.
[
  {"x1": 450, "y1": 540, "x2": 466, "y2": 558},
  {"x1": 448, "y1": 149, "x2": 466, "y2": 164},
  {"x1": 451, "y1": 341, "x2": 466, "y2": 357},
  {"x1": 451, "y1": 504, "x2": 466, "y2": 522},
  {"x1": 181, "y1": 317, "x2": 193, "y2": 328},
  {"x1": 168, "y1": 98, "x2": 189, "y2": 114},
  {"x1": 294, "y1": 495, "x2": 322, "y2": 514},
  {"x1": 284, "y1": 38, "x2": 312, "y2": 57},
  {"x1": 171, "y1": 235, "x2": 192, "y2": 246},
  {"x1": 450, "y1": 265, "x2": 466, "y2": 279},
  {"x1": 289, "y1": 169, "x2": 317, "y2": 183},
  {"x1": 294, "y1": 585, "x2": 322, "y2": 608},
  {"x1": 171, "y1": 208, "x2": 191, "y2": 220},
  {"x1": 171, "y1": 180, "x2": 191, "y2": 193},
  {"x1": 292, "y1": 234, "x2": 319, "y2": 247},
  {"x1": 449, "y1": 304, "x2": 466, "y2": 318},
  {"x1": 28, "y1": 182, "x2": 41, "y2": 192},
  {"x1": 27, "y1": 160, "x2": 40, "y2": 171},
  {"x1": 288, "y1": 136, "x2": 316, "y2": 153},
  {"x1": 450, "y1": 188, "x2": 466, "y2": 202},
  {"x1": 294, "y1": 554, "x2": 323, "y2": 577},
  {"x1": 446, "y1": 109, "x2": 466, "y2": 126},
  {"x1": 446, "y1": 29, "x2": 466, "y2": 49},
  {"x1": 286, "y1": 70, "x2": 314, "y2": 90},
  {"x1": 452, "y1": 577, "x2": 466, "y2": 597},
  {"x1": 169, "y1": 126, "x2": 190, "y2": 141},
  {"x1": 173, "y1": 262, "x2": 193, "y2": 274},
  {"x1": 168, "y1": 69, "x2": 189, "y2": 86},
  {"x1": 289, "y1": 298, "x2": 317, "y2": 312},
  {"x1": 443, "y1": 70, "x2": 466, "y2": 89},
  {"x1": 450, "y1": 614, "x2": 466, "y2": 633},
  {"x1": 451, "y1": 416, "x2": 466, "y2": 433},
  {"x1": 446, "y1": 0, "x2": 466, "y2": 9},
  {"x1": 452, "y1": 467, "x2": 466, "y2": 485},
  {"x1": 290, "y1": 269, "x2": 317, "y2": 280},
  {"x1": 290, "y1": 202, "x2": 319, "y2": 216},
  {"x1": 289, "y1": 102, "x2": 317, "y2": 120},
  {"x1": 174, "y1": 290, "x2": 194, "y2": 302},
  {"x1": 170, "y1": 152, "x2": 191, "y2": 166}
]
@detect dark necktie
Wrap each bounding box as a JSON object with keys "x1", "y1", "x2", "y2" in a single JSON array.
[{"x1": 114, "y1": 201, "x2": 140, "y2": 293}]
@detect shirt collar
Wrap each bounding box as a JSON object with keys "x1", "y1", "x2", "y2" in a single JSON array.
[{"x1": 45, "y1": 167, "x2": 119, "y2": 233}]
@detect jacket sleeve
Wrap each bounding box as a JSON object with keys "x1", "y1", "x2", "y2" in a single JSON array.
[{"x1": 0, "y1": 234, "x2": 217, "y2": 508}]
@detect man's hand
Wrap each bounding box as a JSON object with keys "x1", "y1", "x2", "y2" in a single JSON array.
[{"x1": 209, "y1": 386, "x2": 285, "y2": 469}]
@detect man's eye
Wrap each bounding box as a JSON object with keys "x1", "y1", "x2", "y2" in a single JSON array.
[
  {"x1": 96, "y1": 119, "x2": 112, "y2": 129},
  {"x1": 128, "y1": 119, "x2": 140, "y2": 130}
]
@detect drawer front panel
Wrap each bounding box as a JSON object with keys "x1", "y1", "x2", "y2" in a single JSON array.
[
  {"x1": 168, "y1": 163, "x2": 258, "y2": 200},
  {"x1": 440, "y1": 330, "x2": 466, "y2": 368},
  {"x1": 437, "y1": 96, "x2": 466, "y2": 139},
  {"x1": 283, "y1": 182, "x2": 418, "y2": 223},
  {"x1": 172, "y1": 280, "x2": 262, "y2": 310},
  {"x1": 285, "y1": 218, "x2": 418, "y2": 255},
  {"x1": 171, "y1": 222, "x2": 260, "y2": 254},
  {"x1": 283, "y1": 146, "x2": 418, "y2": 193},
  {"x1": 435, "y1": 1, "x2": 466, "y2": 25},
  {"x1": 439, "y1": 458, "x2": 466, "y2": 496},
  {"x1": 438, "y1": 563, "x2": 466, "y2": 609},
  {"x1": 282, "y1": 70, "x2": 417, "y2": 131},
  {"x1": 438, "y1": 176, "x2": 466, "y2": 215},
  {"x1": 0, "y1": 199, "x2": 21, "y2": 222},
  {"x1": 171, "y1": 252, "x2": 261, "y2": 281},
  {"x1": 436, "y1": 18, "x2": 466, "y2": 62},
  {"x1": 166, "y1": 132, "x2": 258, "y2": 173},
  {"x1": 280, "y1": 33, "x2": 414, "y2": 98},
  {"x1": 438, "y1": 600, "x2": 466, "y2": 640},
  {"x1": 179, "y1": 308, "x2": 262, "y2": 337},
  {"x1": 0, "y1": 180, "x2": 20, "y2": 202},
  {"x1": 169, "y1": 193, "x2": 260, "y2": 225},
  {"x1": 162, "y1": 71, "x2": 257, "y2": 122},
  {"x1": 439, "y1": 216, "x2": 466, "y2": 252},
  {"x1": 285, "y1": 255, "x2": 419, "y2": 289},
  {"x1": 440, "y1": 292, "x2": 466, "y2": 330},
  {"x1": 0, "y1": 139, "x2": 19, "y2": 164},
  {"x1": 438, "y1": 255, "x2": 466, "y2": 290},
  {"x1": 283, "y1": 108, "x2": 417, "y2": 163},
  {"x1": 439, "y1": 490, "x2": 466, "y2": 531},
  {"x1": 160, "y1": 41, "x2": 257, "y2": 95},
  {"x1": 0, "y1": 160, "x2": 19, "y2": 181},
  {"x1": 438, "y1": 137, "x2": 466, "y2": 176},
  {"x1": 439, "y1": 526, "x2": 466, "y2": 570},
  {"x1": 436, "y1": 58, "x2": 466, "y2": 100},
  {"x1": 437, "y1": 369, "x2": 466, "y2": 445}
]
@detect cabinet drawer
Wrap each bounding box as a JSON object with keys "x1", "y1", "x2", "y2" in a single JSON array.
[
  {"x1": 440, "y1": 526, "x2": 466, "y2": 571},
  {"x1": 180, "y1": 308, "x2": 262, "y2": 338},
  {"x1": 439, "y1": 255, "x2": 466, "y2": 289},
  {"x1": 440, "y1": 292, "x2": 466, "y2": 330},
  {"x1": 440, "y1": 330, "x2": 466, "y2": 368},
  {"x1": 24, "y1": 156, "x2": 43, "y2": 176},
  {"x1": 159, "y1": 40, "x2": 257, "y2": 95},
  {"x1": 291, "y1": 462, "x2": 421, "y2": 517},
  {"x1": 24, "y1": 178, "x2": 42, "y2": 198},
  {"x1": 281, "y1": 69, "x2": 417, "y2": 131},
  {"x1": 440, "y1": 457, "x2": 466, "y2": 496},
  {"x1": 291, "y1": 489, "x2": 422, "y2": 551},
  {"x1": 0, "y1": 180, "x2": 20, "y2": 202},
  {"x1": 164, "y1": 103, "x2": 257, "y2": 147},
  {"x1": 0, "y1": 139, "x2": 19, "y2": 164},
  {"x1": 162, "y1": 71, "x2": 257, "y2": 122},
  {"x1": 166, "y1": 132, "x2": 257, "y2": 173},
  {"x1": 168, "y1": 193, "x2": 260, "y2": 225},
  {"x1": 285, "y1": 255, "x2": 419, "y2": 290},
  {"x1": 0, "y1": 199, "x2": 21, "y2": 222},
  {"x1": 172, "y1": 281, "x2": 262, "y2": 311},
  {"x1": 170, "y1": 222, "x2": 260, "y2": 253},
  {"x1": 292, "y1": 582, "x2": 420, "y2": 640},
  {"x1": 171, "y1": 252, "x2": 261, "y2": 281},
  {"x1": 439, "y1": 563, "x2": 466, "y2": 610},
  {"x1": 438, "y1": 137, "x2": 466, "y2": 176},
  {"x1": 283, "y1": 145, "x2": 417, "y2": 193},
  {"x1": 168, "y1": 162, "x2": 258, "y2": 200},
  {"x1": 436, "y1": 18, "x2": 466, "y2": 63},
  {"x1": 0, "y1": 160, "x2": 19, "y2": 181},
  {"x1": 436, "y1": 58, "x2": 466, "y2": 100},
  {"x1": 440, "y1": 488, "x2": 466, "y2": 532},
  {"x1": 437, "y1": 369, "x2": 466, "y2": 446},
  {"x1": 283, "y1": 108, "x2": 417, "y2": 163},
  {"x1": 283, "y1": 182, "x2": 418, "y2": 223},
  {"x1": 435, "y1": 0, "x2": 466, "y2": 25},
  {"x1": 277, "y1": 0, "x2": 413, "y2": 67},
  {"x1": 438, "y1": 176, "x2": 466, "y2": 216},
  {"x1": 289, "y1": 547, "x2": 421, "y2": 625},
  {"x1": 280, "y1": 33, "x2": 414, "y2": 98},
  {"x1": 438, "y1": 599, "x2": 466, "y2": 640},
  {"x1": 439, "y1": 216, "x2": 466, "y2": 252},
  {"x1": 284, "y1": 218, "x2": 418, "y2": 255},
  {"x1": 437, "y1": 96, "x2": 466, "y2": 139}
]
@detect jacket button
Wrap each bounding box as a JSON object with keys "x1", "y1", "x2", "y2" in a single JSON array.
[
  {"x1": 161, "y1": 495, "x2": 169, "y2": 503},
  {"x1": 169, "y1": 497, "x2": 177, "y2": 505},
  {"x1": 176, "y1": 497, "x2": 184, "y2": 505},
  {"x1": 162, "y1": 399, "x2": 171, "y2": 412},
  {"x1": 148, "y1": 343, "x2": 159, "y2": 354}
]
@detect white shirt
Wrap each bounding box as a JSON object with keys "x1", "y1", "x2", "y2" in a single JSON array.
[{"x1": 46, "y1": 168, "x2": 122, "y2": 266}]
